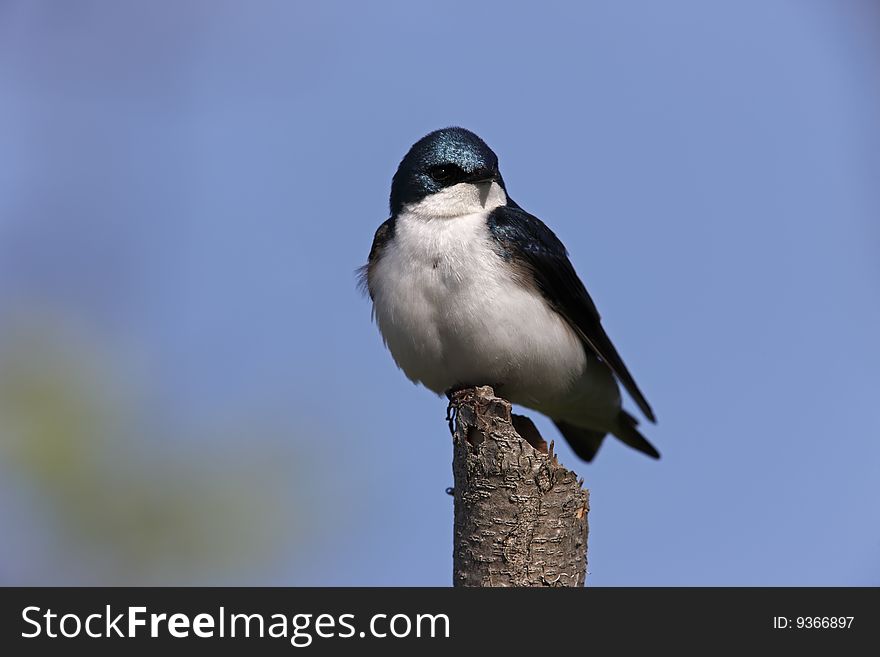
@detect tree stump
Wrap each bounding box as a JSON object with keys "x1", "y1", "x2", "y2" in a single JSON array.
[{"x1": 449, "y1": 386, "x2": 589, "y2": 587}]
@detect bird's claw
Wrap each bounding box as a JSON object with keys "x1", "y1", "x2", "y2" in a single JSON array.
[
  {"x1": 445, "y1": 385, "x2": 472, "y2": 435},
  {"x1": 446, "y1": 400, "x2": 458, "y2": 435}
]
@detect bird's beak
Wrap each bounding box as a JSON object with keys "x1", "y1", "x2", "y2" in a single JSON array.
[
  {"x1": 466, "y1": 167, "x2": 499, "y2": 207},
  {"x1": 464, "y1": 167, "x2": 498, "y2": 185}
]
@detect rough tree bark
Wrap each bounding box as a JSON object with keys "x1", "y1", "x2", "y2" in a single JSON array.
[{"x1": 449, "y1": 386, "x2": 589, "y2": 587}]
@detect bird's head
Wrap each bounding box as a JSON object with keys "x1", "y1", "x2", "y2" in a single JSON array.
[{"x1": 390, "y1": 127, "x2": 508, "y2": 218}]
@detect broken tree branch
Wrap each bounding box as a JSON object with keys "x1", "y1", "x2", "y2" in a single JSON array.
[{"x1": 449, "y1": 386, "x2": 589, "y2": 587}]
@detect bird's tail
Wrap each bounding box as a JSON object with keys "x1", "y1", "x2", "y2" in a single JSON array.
[
  {"x1": 611, "y1": 410, "x2": 660, "y2": 459},
  {"x1": 553, "y1": 421, "x2": 607, "y2": 462},
  {"x1": 554, "y1": 411, "x2": 660, "y2": 462}
]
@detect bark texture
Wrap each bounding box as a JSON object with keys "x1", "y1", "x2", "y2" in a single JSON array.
[{"x1": 450, "y1": 386, "x2": 589, "y2": 587}]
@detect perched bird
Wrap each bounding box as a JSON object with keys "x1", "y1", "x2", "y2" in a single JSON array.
[{"x1": 361, "y1": 127, "x2": 658, "y2": 461}]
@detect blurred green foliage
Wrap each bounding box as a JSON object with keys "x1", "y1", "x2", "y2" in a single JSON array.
[{"x1": 0, "y1": 316, "x2": 318, "y2": 584}]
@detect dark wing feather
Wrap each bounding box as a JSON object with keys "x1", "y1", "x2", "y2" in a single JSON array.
[
  {"x1": 357, "y1": 217, "x2": 396, "y2": 300},
  {"x1": 487, "y1": 205, "x2": 656, "y2": 423}
]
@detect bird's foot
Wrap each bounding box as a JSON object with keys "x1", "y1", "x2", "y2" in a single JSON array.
[
  {"x1": 444, "y1": 384, "x2": 474, "y2": 401},
  {"x1": 445, "y1": 385, "x2": 477, "y2": 435},
  {"x1": 445, "y1": 402, "x2": 457, "y2": 435},
  {"x1": 445, "y1": 384, "x2": 506, "y2": 435}
]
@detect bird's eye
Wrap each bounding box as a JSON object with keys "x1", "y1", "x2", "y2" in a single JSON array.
[{"x1": 428, "y1": 165, "x2": 460, "y2": 183}]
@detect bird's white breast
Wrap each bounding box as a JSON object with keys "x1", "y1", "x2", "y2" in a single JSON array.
[{"x1": 370, "y1": 188, "x2": 587, "y2": 408}]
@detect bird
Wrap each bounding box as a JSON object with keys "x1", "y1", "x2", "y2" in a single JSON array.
[{"x1": 360, "y1": 127, "x2": 658, "y2": 461}]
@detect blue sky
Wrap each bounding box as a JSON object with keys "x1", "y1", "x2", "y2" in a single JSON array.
[{"x1": 1, "y1": 1, "x2": 878, "y2": 585}]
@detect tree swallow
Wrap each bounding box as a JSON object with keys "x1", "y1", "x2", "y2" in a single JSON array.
[{"x1": 360, "y1": 127, "x2": 658, "y2": 461}]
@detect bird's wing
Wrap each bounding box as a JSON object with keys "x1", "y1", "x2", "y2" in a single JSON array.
[
  {"x1": 487, "y1": 205, "x2": 655, "y2": 422},
  {"x1": 357, "y1": 217, "x2": 396, "y2": 300}
]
